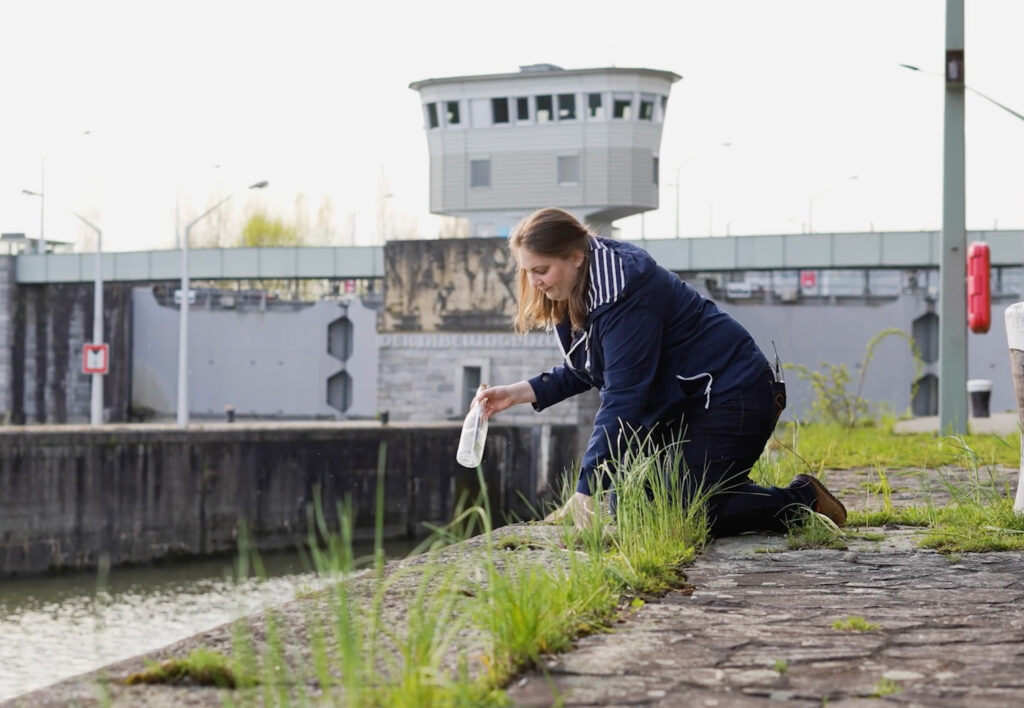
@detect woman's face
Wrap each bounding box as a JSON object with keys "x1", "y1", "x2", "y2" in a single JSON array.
[{"x1": 517, "y1": 246, "x2": 584, "y2": 302}]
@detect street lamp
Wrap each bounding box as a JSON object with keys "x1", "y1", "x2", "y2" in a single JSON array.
[
  {"x1": 69, "y1": 210, "x2": 104, "y2": 425},
  {"x1": 669, "y1": 142, "x2": 732, "y2": 238},
  {"x1": 807, "y1": 175, "x2": 858, "y2": 233},
  {"x1": 177, "y1": 180, "x2": 269, "y2": 428},
  {"x1": 900, "y1": 64, "x2": 1024, "y2": 123},
  {"x1": 899, "y1": 0, "x2": 1015, "y2": 432},
  {"x1": 20, "y1": 180, "x2": 45, "y2": 253}
]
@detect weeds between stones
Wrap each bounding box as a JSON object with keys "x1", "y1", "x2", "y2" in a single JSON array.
[
  {"x1": 101, "y1": 414, "x2": 1020, "y2": 704},
  {"x1": 831, "y1": 616, "x2": 881, "y2": 632},
  {"x1": 110, "y1": 434, "x2": 709, "y2": 706}
]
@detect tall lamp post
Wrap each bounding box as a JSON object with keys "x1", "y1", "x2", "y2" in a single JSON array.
[
  {"x1": 69, "y1": 211, "x2": 104, "y2": 425},
  {"x1": 902, "y1": 53, "x2": 1024, "y2": 430},
  {"x1": 20, "y1": 181, "x2": 45, "y2": 253},
  {"x1": 177, "y1": 181, "x2": 268, "y2": 428},
  {"x1": 669, "y1": 142, "x2": 731, "y2": 238}
]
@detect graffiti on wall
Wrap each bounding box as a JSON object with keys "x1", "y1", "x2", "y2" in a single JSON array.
[{"x1": 383, "y1": 238, "x2": 519, "y2": 332}]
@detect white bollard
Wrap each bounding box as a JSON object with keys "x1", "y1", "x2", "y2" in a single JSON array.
[{"x1": 1007, "y1": 303, "x2": 1024, "y2": 514}]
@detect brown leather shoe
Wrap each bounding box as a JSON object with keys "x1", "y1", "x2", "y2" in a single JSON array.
[{"x1": 792, "y1": 474, "x2": 847, "y2": 526}]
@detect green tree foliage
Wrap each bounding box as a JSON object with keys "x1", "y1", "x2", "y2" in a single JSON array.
[{"x1": 238, "y1": 211, "x2": 301, "y2": 247}]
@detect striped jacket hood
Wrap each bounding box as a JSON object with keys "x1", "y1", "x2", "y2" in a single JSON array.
[{"x1": 585, "y1": 236, "x2": 654, "y2": 321}]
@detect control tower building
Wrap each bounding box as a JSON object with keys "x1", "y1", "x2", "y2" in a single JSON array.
[{"x1": 409, "y1": 64, "x2": 681, "y2": 237}]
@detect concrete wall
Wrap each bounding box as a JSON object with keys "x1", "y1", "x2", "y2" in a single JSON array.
[
  {"x1": 0, "y1": 422, "x2": 579, "y2": 577},
  {"x1": 0, "y1": 257, "x2": 13, "y2": 420},
  {"x1": 131, "y1": 288, "x2": 379, "y2": 419},
  {"x1": 719, "y1": 292, "x2": 1021, "y2": 420},
  {"x1": 5, "y1": 282, "x2": 133, "y2": 424}
]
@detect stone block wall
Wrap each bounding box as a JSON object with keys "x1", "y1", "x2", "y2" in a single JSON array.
[{"x1": 9, "y1": 283, "x2": 133, "y2": 424}]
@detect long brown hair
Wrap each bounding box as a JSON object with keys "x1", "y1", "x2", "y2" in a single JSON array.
[{"x1": 510, "y1": 207, "x2": 591, "y2": 333}]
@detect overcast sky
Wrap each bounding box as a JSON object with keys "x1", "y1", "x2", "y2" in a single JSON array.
[{"x1": 3, "y1": 0, "x2": 1024, "y2": 253}]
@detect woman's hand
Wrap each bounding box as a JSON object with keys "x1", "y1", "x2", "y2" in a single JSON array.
[
  {"x1": 543, "y1": 492, "x2": 597, "y2": 531},
  {"x1": 473, "y1": 381, "x2": 536, "y2": 420}
]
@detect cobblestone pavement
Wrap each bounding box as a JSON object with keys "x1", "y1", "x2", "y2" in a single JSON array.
[
  {"x1": 507, "y1": 467, "x2": 1024, "y2": 707},
  {"x1": 12, "y1": 467, "x2": 1024, "y2": 707}
]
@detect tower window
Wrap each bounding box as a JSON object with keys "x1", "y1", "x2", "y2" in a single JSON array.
[
  {"x1": 557, "y1": 94, "x2": 576, "y2": 120},
  {"x1": 639, "y1": 94, "x2": 655, "y2": 121},
  {"x1": 588, "y1": 93, "x2": 603, "y2": 119},
  {"x1": 558, "y1": 155, "x2": 580, "y2": 185},
  {"x1": 426, "y1": 103, "x2": 439, "y2": 129},
  {"x1": 536, "y1": 95, "x2": 553, "y2": 122},
  {"x1": 492, "y1": 97, "x2": 510, "y2": 124},
  {"x1": 470, "y1": 159, "x2": 491, "y2": 188},
  {"x1": 446, "y1": 101, "x2": 460, "y2": 125},
  {"x1": 612, "y1": 93, "x2": 633, "y2": 120},
  {"x1": 516, "y1": 97, "x2": 529, "y2": 120}
]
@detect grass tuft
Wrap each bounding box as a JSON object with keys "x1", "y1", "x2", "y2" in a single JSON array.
[
  {"x1": 831, "y1": 615, "x2": 880, "y2": 632},
  {"x1": 122, "y1": 648, "x2": 254, "y2": 689}
]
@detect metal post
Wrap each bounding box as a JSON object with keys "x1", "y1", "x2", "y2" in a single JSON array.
[
  {"x1": 939, "y1": 0, "x2": 968, "y2": 434},
  {"x1": 176, "y1": 181, "x2": 267, "y2": 428},
  {"x1": 91, "y1": 226, "x2": 103, "y2": 425},
  {"x1": 1006, "y1": 303, "x2": 1024, "y2": 514},
  {"x1": 70, "y1": 211, "x2": 103, "y2": 425},
  {"x1": 177, "y1": 219, "x2": 192, "y2": 428},
  {"x1": 37, "y1": 158, "x2": 46, "y2": 254}
]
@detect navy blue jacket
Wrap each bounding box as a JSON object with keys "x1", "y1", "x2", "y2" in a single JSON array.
[{"x1": 527, "y1": 237, "x2": 769, "y2": 494}]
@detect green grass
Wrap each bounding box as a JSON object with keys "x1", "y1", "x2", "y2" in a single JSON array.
[
  {"x1": 114, "y1": 418, "x2": 1021, "y2": 705},
  {"x1": 870, "y1": 676, "x2": 902, "y2": 697},
  {"x1": 122, "y1": 648, "x2": 254, "y2": 689},
  {"x1": 831, "y1": 616, "x2": 880, "y2": 632},
  {"x1": 770, "y1": 421, "x2": 1019, "y2": 471}
]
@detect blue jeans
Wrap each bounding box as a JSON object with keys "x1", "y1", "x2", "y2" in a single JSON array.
[{"x1": 672, "y1": 367, "x2": 813, "y2": 537}]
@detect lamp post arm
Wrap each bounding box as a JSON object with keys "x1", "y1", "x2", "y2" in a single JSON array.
[
  {"x1": 185, "y1": 194, "x2": 234, "y2": 233},
  {"x1": 966, "y1": 86, "x2": 1024, "y2": 124}
]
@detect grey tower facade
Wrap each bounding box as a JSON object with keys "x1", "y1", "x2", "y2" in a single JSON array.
[{"x1": 410, "y1": 64, "x2": 681, "y2": 237}]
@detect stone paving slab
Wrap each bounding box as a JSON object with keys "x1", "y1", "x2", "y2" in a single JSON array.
[{"x1": 506, "y1": 531, "x2": 1024, "y2": 707}]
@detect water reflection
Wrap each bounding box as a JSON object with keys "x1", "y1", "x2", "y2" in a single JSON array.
[{"x1": 0, "y1": 542, "x2": 417, "y2": 702}]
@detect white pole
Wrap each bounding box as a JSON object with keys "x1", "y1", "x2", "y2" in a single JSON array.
[
  {"x1": 70, "y1": 210, "x2": 103, "y2": 425},
  {"x1": 177, "y1": 218, "x2": 191, "y2": 428},
  {"x1": 176, "y1": 181, "x2": 267, "y2": 427},
  {"x1": 37, "y1": 158, "x2": 46, "y2": 254},
  {"x1": 1005, "y1": 303, "x2": 1024, "y2": 514},
  {"x1": 91, "y1": 225, "x2": 103, "y2": 425}
]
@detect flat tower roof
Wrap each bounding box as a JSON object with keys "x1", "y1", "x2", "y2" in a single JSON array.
[{"x1": 409, "y1": 65, "x2": 682, "y2": 91}]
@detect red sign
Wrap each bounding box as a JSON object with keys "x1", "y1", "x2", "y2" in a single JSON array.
[
  {"x1": 83, "y1": 344, "x2": 109, "y2": 374},
  {"x1": 800, "y1": 270, "x2": 817, "y2": 288}
]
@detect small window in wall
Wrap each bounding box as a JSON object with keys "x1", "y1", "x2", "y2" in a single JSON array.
[
  {"x1": 588, "y1": 93, "x2": 603, "y2": 119},
  {"x1": 653, "y1": 155, "x2": 659, "y2": 185},
  {"x1": 445, "y1": 100, "x2": 460, "y2": 125},
  {"x1": 516, "y1": 97, "x2": 529, "y2": 120},
  {"x1": 461, "y1": 366, "x2": 482, "y2": 415},
  {"x1": 612, "y1": 93, "x2": 633, "y2": 119},
  {"x1": 492, "y1": 97, "x2": 510, "y2": 124},
  {"x1": 557, "y1": 93, "x2": 576, "y2": 120},
  {"x1": 536, "y1": 95, "x2": 553, "y2": 122},
  {"x1": 639, "y1": 93, "x2": 655, "y2": 121},
  {"x1": 658, "y1": 95, "x2": 668, "y2": 121},
  {"x1": 426, "y1": 103, "x2": 439, "y2": 129},
  {"x1": 558, "y1": 155, "x2": 580, "y2": 185},
  {"x1": 470, "y1": 159, "x2": 491, "y2": 188}
]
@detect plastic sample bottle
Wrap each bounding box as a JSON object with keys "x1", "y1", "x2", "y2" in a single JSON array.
[{"x1": 456, "y1": 385, "x2": 488, "y2": 468}]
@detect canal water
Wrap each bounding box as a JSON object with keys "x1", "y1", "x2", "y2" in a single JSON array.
[{"x1": 0, "y1": 541, "x2": 419, "y2": 703}]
